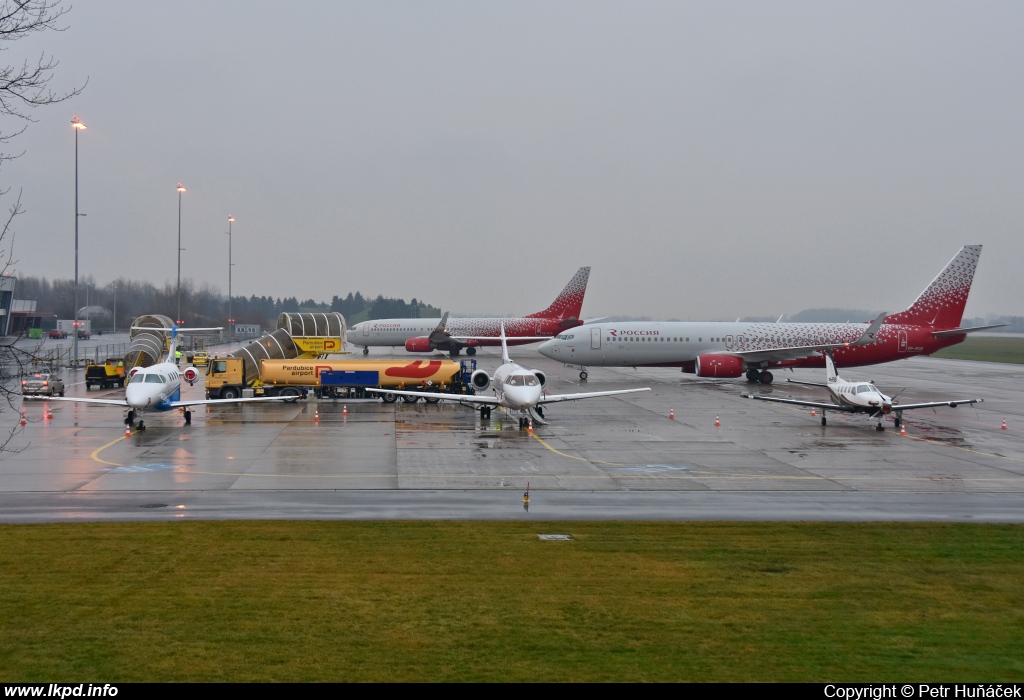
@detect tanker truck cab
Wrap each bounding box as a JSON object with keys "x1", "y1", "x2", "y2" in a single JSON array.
[{"x1": 206, "y1": 357, "x2": 246, "y2": 399}]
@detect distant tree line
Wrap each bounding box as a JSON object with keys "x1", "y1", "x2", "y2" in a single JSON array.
[{"x1": 13, "y1": 275, "x2": 439, "y2": 330}]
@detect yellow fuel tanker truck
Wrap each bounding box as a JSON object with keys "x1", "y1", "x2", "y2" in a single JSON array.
[
  {"x1": 207, "y1": 356, "x2": 477, "y2": 402},
  {"x1": 258, "y1": 358, "x2": 474, "y2": 402}
]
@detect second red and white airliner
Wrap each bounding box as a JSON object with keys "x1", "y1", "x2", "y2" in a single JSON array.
[{"x1": 346, "y1": 267, "x2": 591, "y2": 357}]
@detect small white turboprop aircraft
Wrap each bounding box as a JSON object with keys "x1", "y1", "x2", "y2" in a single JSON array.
[
  {"x1": 365, "y1": 324, "x2": 652, "y2": 428},
  {"x1": 29, "y1": 326, "x2": 290, "y2": 431},
  {"x1": 746, "y1": 353, "x2": 982, "y2": 431}
]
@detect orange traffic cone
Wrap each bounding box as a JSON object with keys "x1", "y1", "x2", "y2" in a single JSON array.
[
  {"x1": 314, "y1": 409, "x2": 320, "y2": 423},
  {"x1": 528, "y1": 418, "x2": 533, "y2": 434},
  {"x1": 343, "y1": 405, "x2": 348, "y2": 416},
  {"x1": 669, "y1": 408, "x2": 675, "y2": 420},
  {"x1": 1002, "y1": 419, "x2": 1008, "y2": 430},
  {"x1": 44, "y1": 405, "x2": 52, "y2": 420},
  {"x1": 125, "y1": 424, "x2": 131, "y2": 437},
  {"x1": 19, "y1": 408, "x2": 26, "y2": 426},
  {"x1": 810, "y1": 407, "x2": 817, "y2": 417},
  {"x1": 714, "y1": 415, "x2": 720, "y2": 427},
  {"x1": 900, "y1": 423, "x2": 907, "y2": 437}
]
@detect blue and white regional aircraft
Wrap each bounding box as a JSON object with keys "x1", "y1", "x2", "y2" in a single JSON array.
[{"x1": 32, "y1": 326, "x2": 289, "y2": 431}]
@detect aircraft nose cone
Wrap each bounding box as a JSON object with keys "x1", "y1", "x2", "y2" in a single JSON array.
[{"x1": 537, "y1": 339, "x2": 557, "y2": 357}]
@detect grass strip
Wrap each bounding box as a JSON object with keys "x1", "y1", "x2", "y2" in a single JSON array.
[
  {"x1": 931, "y1": 336, "x2": 1024, "y2": 364},
  {"x1": 1, "y1": 521, "x2": 1022, "y2": 682}
]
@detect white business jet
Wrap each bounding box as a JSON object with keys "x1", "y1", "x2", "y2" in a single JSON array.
[
  {"x1": 31, "y1": 326, "x2": 290, "y2": 431},
  {"x1": 365, "y1": 324, "x2": 651, "y2": 428},
  {"x1": 746, "y1": 353, "x2": 982, "y2": 431}
]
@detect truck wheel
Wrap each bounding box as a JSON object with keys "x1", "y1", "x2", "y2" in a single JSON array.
[
  {"x1": 280, "y1": 388, "x2": 301, "y2": 403},
  {"x1": 381, "y1": 392, "x2": 398, "y2": 404},
  {"x1": 222, "y1": 387, "x2": 240, "y2": 400},
  {"x1": 425, "y1": 396, "x2": 441, "y2": 404},
  {"x1": 401, "y1": 395, "x2": 419, "y2": 403}
]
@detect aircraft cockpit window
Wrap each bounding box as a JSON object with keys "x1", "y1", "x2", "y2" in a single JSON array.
[
  {"x1": 857, "y1": 385, "x2": 870, "y2": 394},
  {"x1": 507, "y1": 375, "x2": 533, "y2": 386},
  {"x1": 524, "y1": 375, "x2": 539, "y2": 386},
  {"x1": 129, "y1": 373, "x2": 145, "y2": 384},
  {"x1": 145, "y1": 374, "x2": 162, "y2": 384}
]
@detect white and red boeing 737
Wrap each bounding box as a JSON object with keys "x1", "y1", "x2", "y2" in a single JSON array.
[
  {"x1": 538, "y1": 246, "x2": 1001, "y2": 383},
  {"x1": 346, "y1": 267, "x2": 592, "y2": 358}
]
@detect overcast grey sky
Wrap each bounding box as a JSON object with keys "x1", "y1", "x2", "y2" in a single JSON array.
[{"x1": 4, "y1": 1, "x2": 1023, "y2": 319}]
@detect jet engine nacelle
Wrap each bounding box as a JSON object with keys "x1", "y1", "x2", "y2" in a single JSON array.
[
  {"x1": 532, "y1": 371, "x2": 547, "y2": 387},
  {"x1": 695, "y1": 354, "x2": 745, "y2": 378},
  {"x1": 183, "y1": 367, "x2": 198, "y2": 386},
  {"x1": 405, "y1": 337, "x2": 433, "y2": 353},
  {"x1": 471, "y1": 369, "x2": 491, "y2": 392}
]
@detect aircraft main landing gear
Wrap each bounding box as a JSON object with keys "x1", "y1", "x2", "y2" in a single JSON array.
[
  {"x1": 137, "y1": 420, "x2": 146, "y2": 432},
  {"x1": 579, "y1": 370, "x2": 588, "y2": 381},
  {"x1": 480, "y1": 407, "x2": 491, "y2": 419},
  {"x1": 821, "y1": 416, "x2": 827, "y2": 426},
  {"x1": 535, "y1": 406, "x2": 544, "y2": 419},
  {"x1": 466, "y1": 347, "x2": 476, "y2": 356},
  {"x1": 184, "y1": 409, "x2": 192, "y2": 425},
  {"x1": 362, "y1": 347, "x2": 369, "y2": 355},
  {"x1": 759, "y1": 371, "x2": 774, "y2": 385},
  {"x1": 875, "y1": 422, "x2": 885, "y2": 432},
  {"x1": 125, "y1": 410, "x2": 135, "y2": 426}
]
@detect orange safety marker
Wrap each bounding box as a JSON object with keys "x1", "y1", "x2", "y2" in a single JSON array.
[
  {"x1": 900, "y1": 423, "x2": 907, "y2": 437},
  {"x1": 528, "y1": 418, "x2": 533, "y2": 434},
  {"x1": 669, "y1": 408, "x2": 675, "y2": 420},
  {"x1": 20, "y1": 408, "x2": 26, "y2": 426},
  {"x1": 342, "y1": 405, "x2": 348, "y2": 416},
  {"x1": 1002, "y1": 419, "x2": 1008, "y2": 430},
  {"x1": 810, "y1": 407, "x2": 817, "y2": 417},
  {"x1": 125, "y1": 424, "x2": 131, "y2": 437},
  {"x1": 44, "y1": 405, "x2": 52, "y2": 420},
  {"x1": 314, "y1": 409, "x2": 320, "y2": 423},
  {"x1": 714, "y1": 414, "x2": 720, "y2": 427}
]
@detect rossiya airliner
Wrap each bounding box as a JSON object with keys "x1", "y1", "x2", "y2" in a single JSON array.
[
  {"x1": 346, "y1": 267, "x2": 592, "y2": 358},
  {"x1": 538, "y1": 246, "x2": 1001, "y2": 384}
]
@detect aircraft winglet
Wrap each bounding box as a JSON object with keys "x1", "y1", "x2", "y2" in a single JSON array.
[{"x1": 851, "y1": 312, "x2": 887, "y2": 346}]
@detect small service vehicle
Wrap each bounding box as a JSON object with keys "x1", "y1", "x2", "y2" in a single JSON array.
[
  {"x1": 77, "y1": 329, "x2": 91, "y2": 340},
  {"x1": 191, "y1": 351, "x2": 210, "y2": 367},
  {"x1": 22, "y1": 371, "x2": 65, "y2": 397},
  {"x1": 47, "y1": 329, "x2": 68, "y2": 339},
  {"x1": 85, "y1": 358, "x2": 126, "y2": 390}
]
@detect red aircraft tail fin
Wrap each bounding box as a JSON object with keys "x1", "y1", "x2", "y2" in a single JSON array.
[
  {"x1": 886, "y1": 245, "x2": 982, "y2": 328},
  {"x1": 526, "y1": 266, "x2": 590, "y2": 321}
]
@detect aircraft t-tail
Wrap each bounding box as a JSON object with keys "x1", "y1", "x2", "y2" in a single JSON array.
[
  {"x1": 346, "y1": 266, "x2": 593, "y2": 358},
  {"x1": 745, "y1": 353, "x2": 982, "y2": 431},
  {"x1": 538, "y1": 246, "x2": 1002, "y2": 383},
  {"x1": 28, "y1": 326, "x2": 292, "y2": 431},
  {"x1": 364, "y1": 323, "x2": 651, "y2": 428}
]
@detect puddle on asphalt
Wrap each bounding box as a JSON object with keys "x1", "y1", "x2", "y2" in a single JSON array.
[
  {"x1": 612, "y1": 465, "x2": 694, "y2": 474},
  {"x1": 107, "y1": 463, "x2": 181, "y2": 473}
]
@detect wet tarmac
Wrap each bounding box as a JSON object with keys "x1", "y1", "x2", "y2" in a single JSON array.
[{"x1": 2, "y1": 347, "x2": 1022, "y2": 522}]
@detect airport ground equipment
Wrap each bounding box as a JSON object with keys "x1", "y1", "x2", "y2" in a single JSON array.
[
  {"x1": 208, "y1": 357, "x2": 474, "y2": 401},
  {"x1": 84, "y1": 358, "x2": 126, "y2": 390},
  {"x1": 123, "y1": 314, "x2": 174, "y2": 369},
  {"x1": 205, "y1": 312, "x2": 346, "y2": 399}
]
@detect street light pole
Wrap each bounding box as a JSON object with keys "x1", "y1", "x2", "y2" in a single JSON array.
[
  {"x1": 176, "y1": 183, "x2": 186, "y2": 324},
  {"x1": 227, "y1": 215, "x2": 234, "y2": 337},
  {"x1": 71, "y1": 116, "x2": 86, "y2": 366}
]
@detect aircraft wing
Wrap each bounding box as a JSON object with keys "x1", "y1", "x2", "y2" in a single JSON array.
[
  {"x1": 364, "y1": 387, "x2": 502, "y2": 405},
  {"x1": 728, "y1": 312, "x2": 887, "y2": 364},
  {"x1": 890, "y1": 398, "x2": 983, "y2": 411},
  {"x1": 787, "y1": 380, "x2": 829, "y2": 388},
  {"x1": 168, "y1": 396, "x2": 295, "y2": 408},
  {"x1": 744, "y1": 394, "x2": 856, "y2": 412},
  {"x1": 538, "y1": 387, "x2": 651, "y2": 405},
  {"x1": 450, "y1": 336, "x2": 551, "y2": 342},
  {"x1": 25, "y1": 396, "x2": 129, "y2": 407}
]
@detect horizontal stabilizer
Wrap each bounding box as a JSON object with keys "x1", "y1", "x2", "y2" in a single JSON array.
[{"x1": 932, "y1": 324, "x2": 1008, "y2": 337}]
